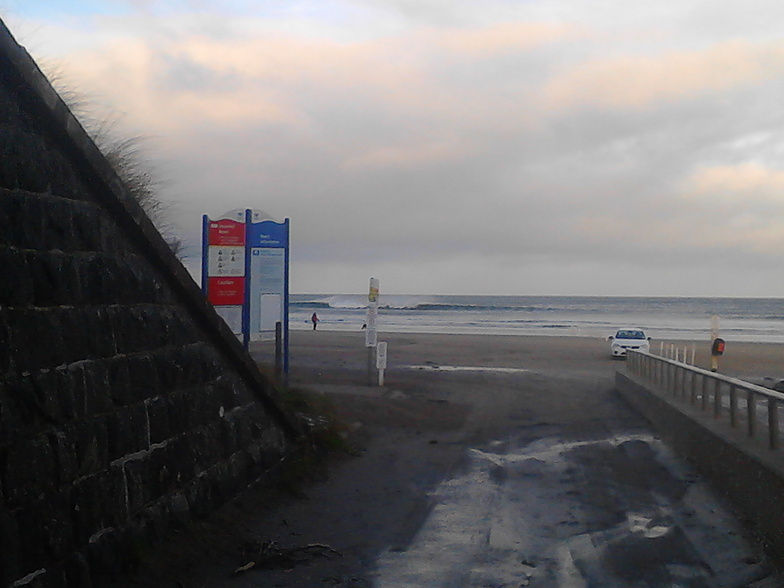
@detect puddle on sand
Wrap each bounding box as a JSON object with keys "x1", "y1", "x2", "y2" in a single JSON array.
[{"x1": 405, "y1": 365, "x2": 530, "y2": 374}]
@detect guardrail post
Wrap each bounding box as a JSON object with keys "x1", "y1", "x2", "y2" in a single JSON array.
[
  {"x1": 769, "y1": 398, "x2": 779, "y2": 450},
  {"x1": 702, "y1": 374, "x2": 709, "y2": 411},
  {"x1": 747, "y1": 390, "x2": 756, "y2": 438},
  {"x1": 690, "y1": 370, "x2": 698, "y2": 405},
  {"x1": 714, "y1": 379, "x2": 722, "y2": 419},
  {"x1": 681, "y1": 366, "x2": 689, "y2": 401},
  {"x1": 729, "y1": 385, "x2": 737, "y2": 427}
]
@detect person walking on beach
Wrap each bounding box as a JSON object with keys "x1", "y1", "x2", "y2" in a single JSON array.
[{"x1": 311, "y1": 312, "x2": 319, "y2": 330}]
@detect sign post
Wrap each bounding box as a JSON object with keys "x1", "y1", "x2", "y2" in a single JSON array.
[
  {"x1": 376, "y1": 341, "x2": 387, "y2": 387},
  {"x1": 366, "y1": 277, "x2": 379, "y2": 386}
]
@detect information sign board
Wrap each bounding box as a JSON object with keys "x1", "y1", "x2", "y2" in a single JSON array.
[{"x1": 202, "y1": 210, "x2": 290, "y2": 373}]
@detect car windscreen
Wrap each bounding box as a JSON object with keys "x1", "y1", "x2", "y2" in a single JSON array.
[{"x1": 616, "y1": 330, "x2": 645, "y2": 339}]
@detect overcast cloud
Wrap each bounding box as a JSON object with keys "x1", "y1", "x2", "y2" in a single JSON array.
[{"x1": 7, "y1": 0, "x2": 784, "y2": 296}]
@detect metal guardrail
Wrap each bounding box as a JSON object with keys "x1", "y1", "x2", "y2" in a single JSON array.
[{"x1": 627, "y1": 350, "x2": 784, "y2": 451}]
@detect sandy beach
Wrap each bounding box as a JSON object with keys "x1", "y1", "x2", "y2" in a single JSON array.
[
  {"x1": 110, "y1": 332, "x2": 784, "y2": 587},
  {"x1": 277, "y1": 330, "x2": 784, "y2": 385}
]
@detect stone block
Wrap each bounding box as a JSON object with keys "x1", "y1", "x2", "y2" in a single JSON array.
[
  {"x1": 29, "y1": 252, "x2": 79, "y2": 308},
  {"x1": 107, "y1": 404, "x2": 149, "y2": 461},
  {"x1": 30, "y1": 369, "x2": 67, "y2": 425},
  {"x1": 165, "y1": 391, "x2": 186, "y2": 435},
  {"x1": 70, "y1": 204, "x2": 104, "y2": 252},
  {"x1": 0, "y1": 506, "x2": 22, "y2": 586},
  {"x1": 72, "y1": 417, "x2": 109, "y2": 477},
  {"x1": 0, "y1": 246, "x2": 34, "y2": 305},
  {"x1": 219, "y1": 413, "x2": 239, "y2": 458},
  {"x1": 4, "y1": 436, "x2": 56, "y2": 506},
  {"x1": 3, "y1": 373, "x2": 39, "y2": 430},
  {"x1": 70, "y1": 360, "x2": 112, "y2": 418},
  {"x1": 49, "y1": 430, "x2": 78, "y2": 486},
  {"x1": 0, "y1": 313, "x2": 11, "y2": 378},
  {"x1": 106, "y1": 307, "x2": 142, "y2": 356},
  {"x1": 63, "y1": 552, "x2": 93, "y2": 588},
  {"x1": 74, "y1": 254, "x2": 111, "y2": 306},
  {"x1": 233, "y1": 406, "x2": 256, "y2": 449},
  {"x1": 57, "y1": 308, "x2": 94, "y2": 365},
  {"x1": 107, "y1": 356, "x2": 132, "y2": 406},
  {"x1": 86, "y1": 527, "x2": 121, "y2": 581},
  {"x1": 160, "y1": 435, "x2": 195, "y2": 490},
  {"x1": 17, "y1": 492, "x2": 74, "y2": 567},
  {"x1": 3, "y1": 192, "x2": 44, "y2": 250},
  {"x1": 168, "y1": 492, "x2": 191, "y2": 529},
  {"x1": 52, "y1": 366, "x2": 77, "y2": 423},
  {"x1": 215, "y1": 376, "x2": 243, "y2": 411},
  {"x1": 6, "y1": 308, "x2": 63, "y2": 371},
  {"x1": 184, "y1": 475, "x2": 216, "y2": 518},
  {"x1": 190, "y1": 423, "x2": 223, "y2": 473},
  {"x1": 81, "y1": 308, "x2": 117, "y2": 359},
  {"x1": 153, "y1": 348, "x2": 179, "y2": 391},
  {"x1": 70, "y1": 467, "x2": 127, "y2": 543},
  {"x1": 145, "y1": 446, "x2": 171, "y2": 499},
  {"x1": 200, "y1": 345, "x2": 226, "y2": 382},
  {"x1": 124, "y1": 457, "x2": 152, "y2": 515},
  {"x1": 126, "y1": 353, "x2": 159, "y2": 403},
  {"x1": 146, "y1": 396, "x2": 170, "y2": 445},
  {"x1": 43, "y1": 198, "x2": 76, "y2": 251}
]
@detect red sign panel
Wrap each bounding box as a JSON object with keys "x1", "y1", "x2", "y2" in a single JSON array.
[
  {"x1": 208, "y1": 219, "x2": 245, "y2": 247},
  {"x1": 208, "y1": 277, "x2": 245, "y2": 306}
]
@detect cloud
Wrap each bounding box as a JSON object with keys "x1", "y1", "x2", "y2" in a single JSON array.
[
  {"x1": 542, "y1": 40, "x2": 784, "y2": 111},
  {"x1": 13, "y1": 1, "x2": 784, "y2": 295}
]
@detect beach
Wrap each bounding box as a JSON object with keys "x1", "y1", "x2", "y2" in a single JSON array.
[
  {"x1": 279, "y1": 331, "x2": 784, "y2": 385},
  {"x1": 111, "y1": 332, "x2": 784, "y2": 587}
]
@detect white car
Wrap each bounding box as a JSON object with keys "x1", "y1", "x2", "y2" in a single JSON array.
[{"x1": 609, "y1": 328, "x2": 651, "y2": 358}]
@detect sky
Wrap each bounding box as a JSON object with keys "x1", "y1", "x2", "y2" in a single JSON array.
[{"x1": 5, "y1": 0, "x2": 784, "y2": 296}]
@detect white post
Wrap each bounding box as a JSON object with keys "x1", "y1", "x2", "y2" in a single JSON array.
[
  {"x1": 366, "y1": 278, "x2": 379, "y2": 386},
  {"x1": 376, "y1": 342, "x2": 388, "y2": 387}
]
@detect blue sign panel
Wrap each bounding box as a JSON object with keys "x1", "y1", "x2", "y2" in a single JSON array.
[{"x1": 248, "y1": 220, "x2": 289, "y2": 248}]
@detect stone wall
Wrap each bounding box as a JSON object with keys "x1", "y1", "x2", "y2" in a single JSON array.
[{"x1": 0, "y1": 20, "x2": 300, "y2": 588}]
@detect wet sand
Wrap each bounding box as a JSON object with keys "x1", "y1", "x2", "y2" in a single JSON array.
[{"x1": 110, "y1": 332, "x2": 784, "y2": 587}]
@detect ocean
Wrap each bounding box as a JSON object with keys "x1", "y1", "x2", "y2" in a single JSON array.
[{"x1": 291, "y1": 295, "x2": 784, "y2": 344}]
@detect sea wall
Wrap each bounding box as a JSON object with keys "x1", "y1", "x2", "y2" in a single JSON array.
[
  {"x1": 0, "y1": 20, "x2": 300, "y2": 588},
  {"x1": 615, "y1": 371, "x2": 784, "y2": 566}
]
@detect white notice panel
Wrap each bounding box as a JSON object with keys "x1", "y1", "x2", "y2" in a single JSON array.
[
  {"x1": 249, "y1": 248, "x2": 286, "y2": 341},
  {"x1": 258, "y1": 294, "x2": 283, "y2": 341},
  {"x1": 376, "y1": 342, "x2": 388, "y2": 369}
]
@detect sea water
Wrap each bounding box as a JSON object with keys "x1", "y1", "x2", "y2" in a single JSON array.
[{"x1": 291, "y1": 294, "x2": 784, "y2": 343}]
